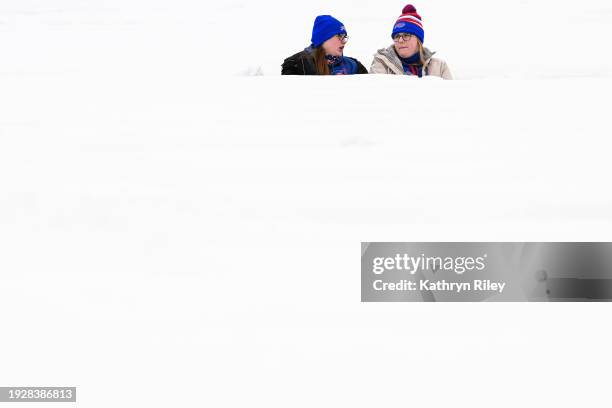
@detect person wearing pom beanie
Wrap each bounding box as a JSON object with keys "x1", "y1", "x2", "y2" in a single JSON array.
[
  {"x1": 282, "y1": 15, "x2": 368, "y2": 75},
  {"x1": 370, "y1": 5, "x2": 452, "y2": 79}
]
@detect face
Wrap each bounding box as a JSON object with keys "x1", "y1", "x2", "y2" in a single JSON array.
[
  {"x1": 322, "y1": 34, "x2": 347, "y2": 57},
  {"x1": 393, "y1": 33, "x2": 419, "y2": 58}
]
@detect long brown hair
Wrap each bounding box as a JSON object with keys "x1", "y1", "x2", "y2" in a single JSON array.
[
  {"x1": 416, "y1": 39, "x2": 426, "y2": 66},
  {"x1": 313, "y1": 46, "x2": 331, "y2": 75}
]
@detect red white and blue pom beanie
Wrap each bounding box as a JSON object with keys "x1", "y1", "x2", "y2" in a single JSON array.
[
  {"x1": 391, "y1": 5, "x2": 424, "y2": 44},
  {"x1": 311, "y1": 15, "x2": 347, "y2": 48}
]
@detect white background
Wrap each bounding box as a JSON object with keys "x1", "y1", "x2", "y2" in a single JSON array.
[{"x1": 1, "y1": 0, "x2": 611, "y2": 406}]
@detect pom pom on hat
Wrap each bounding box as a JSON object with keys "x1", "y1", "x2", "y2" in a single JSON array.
[{"x1": 402, "y1": 4, "x2": 417, "y2": 13}]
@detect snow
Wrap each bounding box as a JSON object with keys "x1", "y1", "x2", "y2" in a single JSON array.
[{"x1": 1, "y1": 0, "x2": 611, "y2": 407}]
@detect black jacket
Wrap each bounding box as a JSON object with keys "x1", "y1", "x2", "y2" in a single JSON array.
[{"x1": 281, "y1": 49, "x2": 368, "y2": 75}]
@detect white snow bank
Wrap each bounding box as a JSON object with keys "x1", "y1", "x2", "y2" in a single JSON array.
[{"x1": 1, "y1": 0, "x2": 612, "y2": 407}]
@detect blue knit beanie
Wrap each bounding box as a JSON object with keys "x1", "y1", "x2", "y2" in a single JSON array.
[
  {"x1": 311, "y1": 15, "x2": 347, "y2": 48},
  {"x1": 391, "y1": 5, "x2": 424, "y2": 44}
]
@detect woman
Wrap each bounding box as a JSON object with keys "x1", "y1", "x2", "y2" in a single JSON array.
[
  {"x1": 370, "y1": 5, "x2": 452, "y2": 79},
  {"x1": 282, "y1": 15, "x2": 368, "y2": 75}
]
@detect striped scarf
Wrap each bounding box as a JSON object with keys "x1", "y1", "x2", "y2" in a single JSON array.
[{"x1": 399, "y1": 53, "x2": 423, "y2": 77}]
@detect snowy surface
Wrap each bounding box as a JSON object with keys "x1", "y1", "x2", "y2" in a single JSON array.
[{"x1": 1, "y1": 0, "x2": 612, "y2": 407}]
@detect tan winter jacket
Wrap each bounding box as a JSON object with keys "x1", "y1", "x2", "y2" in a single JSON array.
[{"x1": 370, "y1": 45, "x2": 453, "y2": 79}]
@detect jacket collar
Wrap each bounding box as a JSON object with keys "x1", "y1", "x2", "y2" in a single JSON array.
[{"x1": 374, "y1": 45, "x2": 436, "y2": 74}]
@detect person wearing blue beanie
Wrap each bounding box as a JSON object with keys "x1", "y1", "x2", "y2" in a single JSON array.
[
  {"x1": 282, "y1": 15, "x2": 368, "y2": 75},
  {"x1": 369, "y1": 4, "x2": 452, "y2": 79}
]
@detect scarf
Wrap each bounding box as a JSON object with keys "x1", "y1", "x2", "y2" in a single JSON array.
[
  {"x1": 399, "y1": 52, "x2": 423, "y2": 77},
  {"x1": 326, "y1": 54, "x2": 353, "y2": 75}
]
